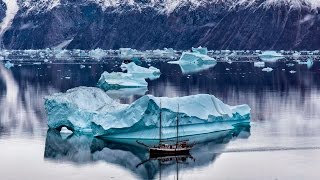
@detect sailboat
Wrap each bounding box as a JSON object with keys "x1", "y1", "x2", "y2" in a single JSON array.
[{"x1": 149, "y1": 100, "x2": 194, "y2": 157}]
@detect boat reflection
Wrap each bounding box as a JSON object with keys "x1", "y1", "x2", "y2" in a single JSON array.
[{"x1": 44, "y1": 123, "x2": 250, "y2": 179}]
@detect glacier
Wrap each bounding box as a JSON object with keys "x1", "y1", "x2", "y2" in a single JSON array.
[{"x1": 45, "y1": 86, "x2": 251, "y2": 138}]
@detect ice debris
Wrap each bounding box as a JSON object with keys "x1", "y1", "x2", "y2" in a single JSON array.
[
  {"x1": 259, "y1": 51, "x2": 284, "y2": 62},
  {"x1": 289, "y1": 70, "x2": 296, "y2": 74},
  {"x1": 262, "y1": 67, "x2": 273, "y2": 72},
  {"x1": 4, "y1": 61, "x2": 14, "y2": 69},
  {"x1": 45, "y1": 87, "x2": 251, "y2": 138},
  {"x1": 88, "y1": 48, "x2": 107, "y2": 60}
]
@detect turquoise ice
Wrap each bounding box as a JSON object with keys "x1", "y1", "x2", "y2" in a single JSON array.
[{"x1": 45, "y1": 87, "x2": 251, "y2": 138}]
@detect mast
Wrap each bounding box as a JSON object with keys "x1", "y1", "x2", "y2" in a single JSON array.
[
  {"x1": 176, "y1": 103, "x2": 179, "y2": 144},
  {"x1": 159, "y1": 99, "x2": 162, "y2": 142}
]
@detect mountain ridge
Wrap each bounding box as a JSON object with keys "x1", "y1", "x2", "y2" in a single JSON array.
[{"x1": 0, "y1": 0, "x2": 319, "y2": 50}]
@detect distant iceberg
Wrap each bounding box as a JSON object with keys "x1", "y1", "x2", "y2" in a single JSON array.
[
  {"x1": 262, "y1": 67, "x2": 273, "y2": 72},
  {"x1": 179, "y1": 51, "x2": 216, "y2": 63},
  {"x1": 4, "y1": 61, "x2": 14, "y2": 69},
  {"x1": 192, "y1": 47, "x2": 208, "y2": 55},
  {"x1": 253, "y1": 62, "x2": 265, "y2": 68},
  {"x1": 169, "y1": 49, "x2": 216, "y2": 74},
  {"x1": 45, "y1": 87, "x2": 251, "y2": 138},
  {"x1": 259, "y1": 51, "x2": 284, "y2": 62},
  {"x1": 120, "y1": 62, "x2": 161, "y2": 80},
  {"x1": 97, "y1": 72, "x2": 148, "y2": 90}
]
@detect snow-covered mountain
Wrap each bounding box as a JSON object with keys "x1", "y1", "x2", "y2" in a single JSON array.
[{"x1": 0, "y1": 0, "x2": 319, "y2": 50}]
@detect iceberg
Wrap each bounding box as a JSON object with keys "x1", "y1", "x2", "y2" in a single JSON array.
[
  {"x1": 253, "y1": 62, "x2": 265, "y2": 68},
  {"x1": 259, "y1": 51, "x2": 284, "y2": 62},
  {"x1": 307, "y1": 58, "x2": 314, "y2": 69},
  {"x1": 262, "y1": 67, "x2": 273, "y2": 72},
  {"x1": 178, "y1": 61, "x2": 217, "y2": 74},
  {"x1": 4, "y1": 61, "x2": 14, "y2": 69},
  {"x1": 45, "y1": 87, "x2": 251, "y2": 138},
  {"x1": 169, "y1": 50, "x2": 216, "y2": 74},
  {"x1": 120, "y1": 62, "x2": 161, "y2": 80},
  {"x1": 97, "y1": 72, "x2": 148, "y2": 90},
  {"x1": 192, "y1": 47, "x2": 208, "y2": 55},
  {"x1": 179, "y1": 51, "x2": 216, "y2": 64}
]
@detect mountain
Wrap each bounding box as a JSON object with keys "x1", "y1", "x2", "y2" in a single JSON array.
[{"x1": 0, "y1": 0, "x2": 319, "y2": 50}]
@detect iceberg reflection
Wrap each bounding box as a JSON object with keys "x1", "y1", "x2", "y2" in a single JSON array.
[{"x1": 44, "y1": 123, "x2": 250, "y2": 179}]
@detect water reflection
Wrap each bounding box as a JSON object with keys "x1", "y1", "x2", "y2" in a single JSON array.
[
  {"x1": 0, "y1": 65, "x2": 57, "y2": 136},
  {"x1": 44, "y1": 123, "x2": 250, "y2": 179}
]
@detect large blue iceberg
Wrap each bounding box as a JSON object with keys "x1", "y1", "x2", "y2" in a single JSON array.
[{"x1": 45, "y1": 87, "x2": 250, "y2": 138}]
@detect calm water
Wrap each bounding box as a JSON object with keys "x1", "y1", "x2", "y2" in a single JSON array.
[{"x1": 1, "y1": 57, "x2": 320, "y2": 180}]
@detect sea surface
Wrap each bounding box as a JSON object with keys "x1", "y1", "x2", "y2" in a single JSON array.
[{"x1": 0, "y1": 54, "x2": 320, "y2": 180}]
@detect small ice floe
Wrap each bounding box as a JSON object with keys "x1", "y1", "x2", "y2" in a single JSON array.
[
  {"x1": 286, "y1": 63, "x2": 295, "y2": 67},
  {"x1": 289, "y1": 70, "x2": 296, "y2": 74},
  {"x1": 262, "y1": 67, "x2": 273, "y2": 72},
  {"x1": 226, "y1": 68, "x2": 230, "y2": 71},
  {"x1": 254, "y1": 61, "x2": 265, "y2": 68},
  {"x1": 65, "y1": 76, "x2": 71, "y2": 79},
  {"x1": 4, "y1": 61, "x2": 14, "y2": 69},
  {"x1": 33, "y1": 62, "x2": 41, "y2": 65},
  {"x1": 80, "y1": 65, "x2": 86, "y2": 69}
]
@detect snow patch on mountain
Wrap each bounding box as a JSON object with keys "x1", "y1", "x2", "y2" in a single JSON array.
[
  {"x1": 9, "y1": 0, "x2": 320, "y2": 15},
  {"x1": 0, "y1": 0, "x2": 19, "y2": 37}
]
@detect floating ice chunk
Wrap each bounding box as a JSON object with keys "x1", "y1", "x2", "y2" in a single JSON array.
[
  {"x1": 179, "y1": 51, "x2": 216, "y2": 63},
  {"x1": 80, "y1": 65, "x2": 86, "y2": 69},
  {"x1": 289, "y1": 70, "x2": 296, "y2": 74},
  {"x1": 286, "y1": 63, "x2": 295, "y2": 67},
  {"x1": 120, "y1": 62, "x2": 161, "y2": 80},
  {"x1": 4, "y1": 61, "x2": 14, "y2": 69},
  {"x1": 88, "y1": 48, "x2": 107, "y2": 60},
  {"x1": 173, "y1": 51, "x2": 216, "y2": 74},
  {"x1": 253, "y1": 62, "x2": 265, "y2": 68},
  {"x1": 179, "y1": 61, "x2": 217, "y2": 74},
  {"x1": 259, "y1": 51, "x2": 284, "y2": 62},
  {"x1": 192, "y1": 47, "x2": 208, "y2": 55},
  {"x1": 45, "y1": 87, "x2": 251, "y2": 137},
  {"x1": 307, "y1": 58, "x2": 314, "y2": 69},
  {"x1": 97, "y1": 72, "x2": 148, "y2": 90},
  {"x1": 262, "y1": 67, "x2": 273, "y2": 72}
]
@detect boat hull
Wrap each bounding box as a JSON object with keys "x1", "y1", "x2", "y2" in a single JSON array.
[{"x1": 149, "y1": 148, "x2": 191, "y2": 158}]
